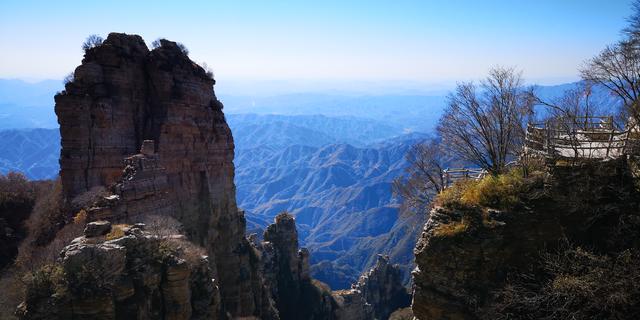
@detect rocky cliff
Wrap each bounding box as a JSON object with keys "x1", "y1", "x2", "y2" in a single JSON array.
[
  {"x1": 333, "y1": 255, "x2": 410, "y2": 320},
  {"x1": 259, "y1": 213, "x2": 335, "y2": 320},
  {"x1": 411, "y1": 159, "x2": 640, "y2": 319},
  {"x1": 53, "y1": 33, "x2": 273, "y2": 318},
  {"x1": 17, "y1": 222, "x2": 221, "y2": 319},
  {"x1": 256, "y1": 213, "x2": 411, "y2": 320},
  {"x1": 15, "y1": 32, "x2": 414, "y2": 320}
]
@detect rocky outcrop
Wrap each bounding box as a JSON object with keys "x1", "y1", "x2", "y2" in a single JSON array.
[
  {"x1": 333, "y1": 289, "x2": 373, "y2": 320},
  {"x1": 54, "y1": 33, "x2": 273, "y2": 318},
  {"x1": 352, "y1": 255, "x2": 411, "y2": 320},
  {"x1": 411, "y1": 159, "x2": 640, "y2": 319},
  {"x1": 256, "y1": 212, "x2": 411, "y2": 320},
  {"x1": 333, "y1": 255, "x2": 410, "y2": 320},
  {"x1": 30, "y1": 32, "x2": 416, "y2": 320},
  {"x1": 16, "y1": 225, "x2": 221, "y2": 320},
  {"x1": 83, "y1": 220, "x2": 111, "y2": 237},
  {"x1": 260, "y1": 212, "x2": 335, "y2": 320},
  {"x1": 84, "y1": 140, "x2": 176, "y2": 223}
]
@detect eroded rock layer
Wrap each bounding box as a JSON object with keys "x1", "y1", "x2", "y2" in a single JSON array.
[
  {"x1": 333, "y1": 255, "x2": 410, "y2": 320},
  {"x1": 54, "y1": 33, "x2": 271, "y2": 318},
  {"x1": 260, "y1": 213, "x2": 336, "y2": 320},
  {"x1": 17, "y1": 223, "x2": 221, "y2": 320},
  {"x1": 411, "y1": 159, "x2": 640, "y2": 319}
]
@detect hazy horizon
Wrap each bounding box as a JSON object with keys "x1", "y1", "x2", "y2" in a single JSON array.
[{"x1": 0, "y1": 0, "x2": 633, "y2": 87}]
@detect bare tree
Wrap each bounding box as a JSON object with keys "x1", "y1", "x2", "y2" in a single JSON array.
[
  {"x1": 535, "y1": 83, "x2": 614, "y2": 161},
  {"x1": 393, "y1": 138, "x2": 449, "y2": 213},
  {"x1": 437, "y1": 67, "x2": 534, "y2": 175},
  {"x1": 624, "y1": 0, "x2": 640, "y2": 43},
  {"x1": 581, "y1": 43, "x2": 640, "y2": 127},
  {"x1": 81, "y1": 34, "x2": 103, "y2": 52},
  {"x1": 581, "y1": 1, "x2": 640, "y2": 129}
]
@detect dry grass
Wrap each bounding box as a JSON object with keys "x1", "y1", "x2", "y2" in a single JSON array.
[
  {"x1": 15, "y1": 197, "x2": 86, "y2": 275},
  {"x1": 434, "y1": 179, "x2": 477, "y2": 208},
  {"x1": 434, "y1": 168, "x2": 539, "y2": 210},
  {"x1": 22, "y1": 264, "x2": 67, "y2": 301},
  {"x1": 0, "y1": 267, "x2": 26, "y2": 319},
  {"x1": 24, "y1": 178, "x2": 65, "y2": 246},
  {"x1": 105, "y1": 224, "x2": 128, "y2": 241},
  {"x1": 483, "y1": 245, "x2": 640, "y2": 319},
  {"x1": 141, "y1": 215, "x2": 183, "y2": 238},
  {"x1": 433, "y1": 219, "x2": 469, "y2": 237},
  {"x1": 158, "y1": 237, "x2": 207, "y2": 265}
]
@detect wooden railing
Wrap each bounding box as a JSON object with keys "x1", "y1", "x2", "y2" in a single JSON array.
[
  {"x1": 525, "y1": 116, "x2": 637, "y2": 160},
  {"x1": 443, "y1": 168, "x2": 487, "y2": 188}
]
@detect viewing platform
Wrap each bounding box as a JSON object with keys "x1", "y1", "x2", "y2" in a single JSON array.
[{"x1": 525, "y1": 116, "x2": 639, "y2": 160}]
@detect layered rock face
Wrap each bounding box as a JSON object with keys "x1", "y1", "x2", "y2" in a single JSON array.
[
  {"x1": 54, "y1": 33, "x2": 271, "y2": 318},
  {"x1": 260, "y1": 213, "x2": 335, "y2": 320},
  {"x1": 411, "y1": 159, "x2": 640, "y2": 319},
  {"x1": 333, "y1": 255, "x2": 410, "y2": 320},
  {"x1": 352, "y1": 255, "x2": 411, "y2": 320},
  {"x1": 258, "y1": 213, "x2": 410, "y2": 320},
  {"x1": 17, "y1": 223, "x2": 220, "y2": 320},
  {"x1": 44, "y1": 32, "x2": 413, "y2": 320}
]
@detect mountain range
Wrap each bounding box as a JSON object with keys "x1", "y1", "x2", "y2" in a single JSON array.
[
  {"x1": 0, "y1": 78, "x2": 601, "y2": 289},
  {"x1": 0, "y1": 112, "x2": 427, "y2": 289}
]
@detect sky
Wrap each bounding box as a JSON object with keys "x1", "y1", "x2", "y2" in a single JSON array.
[{"x1": 0, "y1": 0, "x2": 634, "y2": 93}]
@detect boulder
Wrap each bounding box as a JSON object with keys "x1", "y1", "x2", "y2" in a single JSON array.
[{"x1": 83, "y1": 220, "x2": 112, "y2": 237}]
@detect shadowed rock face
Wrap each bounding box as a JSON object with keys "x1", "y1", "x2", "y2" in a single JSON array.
[
  {"x1": 49, "y1": 32, "x2": 413, "y2": 320},
  {"x1": 260, "y1": 212, "x2": 336, "y2": 320},
  {"x1": 333, "y1": 255, "x2": 411, "y2": 320},
  {"x1": 411, "y1": 160, "x2": 640, "y2": 320},
  {"x1": 17, "y1": 226, "x2": 221, "y2": 320},
  {"x1": 54, "y1": 33, "x2": 272, "y2": 318}
]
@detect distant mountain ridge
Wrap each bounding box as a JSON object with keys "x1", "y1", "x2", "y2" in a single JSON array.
[
  {"x1": 0, "y1": 77, "x2": 603, "y2": 131},
  {"x1": 0, "y1": 78, "x2": 604, "y2": 290},
  {"x1": 234, "y1": 127, "x2": 429, "y2": 288},
  {"x1": 228, "y1": 113, "x2": 407, "y2": 148},
  {"x1": 0, "y1": 128, "x2": 59, "y2": 179},
  {"x1": 0, "y1": 114, "x2": 426, "y2": 289}
]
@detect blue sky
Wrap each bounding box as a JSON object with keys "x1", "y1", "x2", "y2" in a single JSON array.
[{"x1": 0, "y1": 0, "x2": 633, "y2": 90}]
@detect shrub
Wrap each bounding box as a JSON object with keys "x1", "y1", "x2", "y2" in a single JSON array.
[
  {"x1": 0, "y1": 172, "x2": 36, "y2": 228},
  {"x1": 434, "y1": 179, "x2": 477, "y2": 208},
  {"x1": 433, "y1": 219, "x2": 469, "y2": 237},
  {"x1": 73, "y1": 209, "x2": 87, "y2": 224},
  {"x1": 159, "y1": 238, "x2": 207, "y2": 265},
  {"x1": 22, "y1": 264, "x2": 66, "y2": 302},
  {"x1": 176, "y1": 42, "x2": 189, "y2": 56},
  {"x1": 105, "y1": 224, "x2": 127, "y2": 240},
  {"x1": 151, "y1": 38, "x2": 163, "y2": 49},
  {"x1": 201, "y1": 62, "x2": 214, "y2": 79},
  {"x1": 462, "y1": 170, "x2": 525, "y2": 209},
  {"x1": 142, "y1": 215, "x2": 183, "y2": 238},
  {"x1": 434, "y1": 168, "x2": 532, "y2": 210},
  {"x1": 484, "y1": 245, "x2": 640, "y2": 319},
  {"x1": 0, "y1": 172, "x2": 37, "y2": 268},
  {"x1": 25, "y1": 178, "x2": 65, "y2": 246},
  {"x1": 0, "y1": 267, "x2": 25, "y2": 319},
  {"x1": 17, "y1": 211, "x2": 85, "y2": 272},
  {"x1": 81, "y1": 34, "x2": 103, "y2": 52},
  {"x1": 63, "y1": 72, "x2": 74, "y2": 85},
  {"x1": 69, "y1": 186, "x2": 107, "y2": 212},
  {"x1": 150, "y1": 38, "x2": 189, "y2": 56}
]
